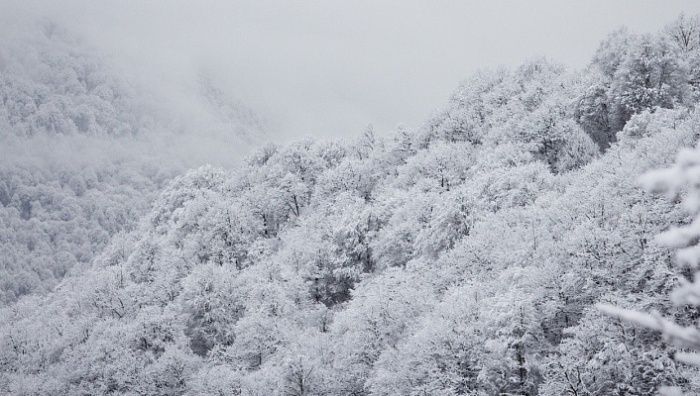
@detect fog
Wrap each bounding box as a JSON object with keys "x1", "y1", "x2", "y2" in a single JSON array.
[
  {"x1": 4, "y1": 0, "x2": 700, "y2": 141},
  {"x1": 7, "y1": 3, "x2": 700, "y2": 393}
]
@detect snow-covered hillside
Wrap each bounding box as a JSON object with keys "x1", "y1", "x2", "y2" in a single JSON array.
[{"x1": 4, "y1": 12, "x2": 700, "y2": 396}]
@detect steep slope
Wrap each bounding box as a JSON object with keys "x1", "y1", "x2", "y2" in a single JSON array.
[{"x1": 4, "y1": 16, "x2": 700, "y2": 396}]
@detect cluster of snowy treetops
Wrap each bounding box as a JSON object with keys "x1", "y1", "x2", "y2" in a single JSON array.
[{"x1": 4, "y1": 14, "x2": 700, "y2": 396}]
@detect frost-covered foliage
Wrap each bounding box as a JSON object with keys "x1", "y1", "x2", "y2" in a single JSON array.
[
  {"x1": 4, "y1": 14, "x2": 700, "y2": 396},
  {"x1": 599, "y1": 70, "x2": 700, "y2": 395},
  {"x1": 0, "y1": 24, "x2": 264, "y2": 304}
]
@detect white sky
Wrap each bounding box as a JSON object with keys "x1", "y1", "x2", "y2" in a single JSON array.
[{"x1": 5, "y1": 0, "x2": 700, "y2": 142}]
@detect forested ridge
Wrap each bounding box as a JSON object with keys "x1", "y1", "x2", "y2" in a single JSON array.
[{"x1": 4, "y1": 14, "x2": 700, "y2": 396}]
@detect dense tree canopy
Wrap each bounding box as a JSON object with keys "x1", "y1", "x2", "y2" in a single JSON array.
[{"x1": 4, "y1": 13, "x2": 700, "y2": 396}]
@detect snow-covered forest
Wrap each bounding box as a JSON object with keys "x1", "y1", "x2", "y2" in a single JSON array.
[{"x1": 5, "y1": 6, "x2": 700, "y2": 396}]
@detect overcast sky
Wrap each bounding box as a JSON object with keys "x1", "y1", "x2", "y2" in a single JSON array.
[{"x1": 6, "y1": 0, "x2": 700, "y2": 142}]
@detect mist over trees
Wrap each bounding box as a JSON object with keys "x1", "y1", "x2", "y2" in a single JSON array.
[
  {"x1": 3, "y1": 12, "x2": 700, "y2": 396},
  {"x1": 0, "y1": 23, "x2": 265, "y2": 304}
]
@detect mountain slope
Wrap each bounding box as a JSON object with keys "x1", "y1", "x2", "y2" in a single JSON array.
[{"x1": 3, "y1": 15, "x2": 700, "y2": 396}]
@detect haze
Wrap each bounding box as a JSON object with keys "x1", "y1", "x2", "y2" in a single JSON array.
[{"x1": 4, "y1": 0, "x2": 700, "y2": 141}]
